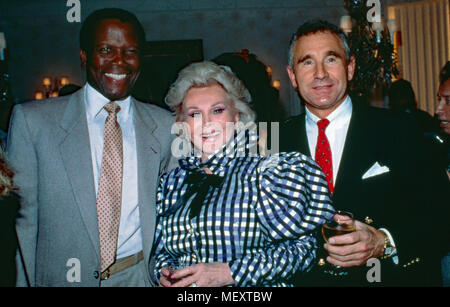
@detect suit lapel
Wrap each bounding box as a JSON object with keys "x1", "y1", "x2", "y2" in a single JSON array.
[
  {"x1": 58, "y1": 89, "x2": 100, "y2": 258},
  {"x1": 57, "y1": 94, "x2": 164, "y2": 269},
  {"x1": 332, "y1": 104, "x2": 375, "y2": 211},
  {"x1": 298, "y1": 114, "x2": 312, "y2": 157},
  {"x1": 132, "y1": 99, "x2": 161, "y2": 266}
]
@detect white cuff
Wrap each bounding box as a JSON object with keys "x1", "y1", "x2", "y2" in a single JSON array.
[{"x1": 379, "y1": 228, "x2": 399, "y2": 265}]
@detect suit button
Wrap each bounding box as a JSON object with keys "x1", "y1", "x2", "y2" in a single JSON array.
[{"x1": 93, "y1": 271, "x2": 100, "y2": 279}]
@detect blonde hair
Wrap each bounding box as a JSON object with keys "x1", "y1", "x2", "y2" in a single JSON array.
[
  {"x1": 0, "y1": 146, "x2": 15, "y2": 198},
  {"x1": 165, "y1": 61, "x2": 256, "y2": 123}
]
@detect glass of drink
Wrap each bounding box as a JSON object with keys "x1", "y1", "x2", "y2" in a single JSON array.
[{"x1": 319, "y1": 210, "x2": 355, "y2": 276}]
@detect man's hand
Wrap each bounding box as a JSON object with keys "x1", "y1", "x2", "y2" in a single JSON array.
[
  {"x1": 324, "y1": 220, "x2": 386, "y2": 267},
  {"x1": 159, "y1": 262, "x2": 235, "y2": 287}
]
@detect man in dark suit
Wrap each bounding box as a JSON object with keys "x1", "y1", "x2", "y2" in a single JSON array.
[
  {"x1": 7, "y1": 8, "x2": 176, "y2": 286},
  {"x1": 435, "y1": 61, "x2": 450, "y2": 286},
  {"x1": 435, "y1": 61, "x2": 450, "y2": 178},
  {"x1": 281, "y1": 20, "x2": 448, "y2": 286}
]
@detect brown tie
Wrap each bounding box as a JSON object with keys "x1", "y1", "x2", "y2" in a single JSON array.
[{"x1": 96, "y1": 101, "x2": 123, "y2": 273}]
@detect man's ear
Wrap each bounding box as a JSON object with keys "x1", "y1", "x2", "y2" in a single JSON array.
[
  {"x1": 286, "y1": 65, "x2": 298, "y2": 89},
  {"x1": 80, "y1": 50, "x2": 87, "y2": 70},
  {"x1": 347, "y1": 56, "x2": 356, "y2": 81}
]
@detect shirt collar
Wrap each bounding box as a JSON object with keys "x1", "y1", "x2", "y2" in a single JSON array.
[
  {"x1": 179, "y1": 127, "x2": 259, "y2": 175},
  {"x1": 305, "y1": 95, "x2": 352, "y2": 128},
  {"x1": 85, "y1": 83, "x2": 131, "y2": 120}
]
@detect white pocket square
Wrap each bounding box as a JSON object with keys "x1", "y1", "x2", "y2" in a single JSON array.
[{"x1": 362, "y1": 162, "x2": 390, "y2": 180}]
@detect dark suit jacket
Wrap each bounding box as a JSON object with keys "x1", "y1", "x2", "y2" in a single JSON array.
[{"x1": 280, "y1": 101, "x2": 449, "y2": 286}]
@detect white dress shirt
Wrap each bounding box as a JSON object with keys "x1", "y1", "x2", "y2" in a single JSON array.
[
  {"x1": 305, "y1": 95, "x2": 352, "y2": 185},
  {"x1": 84, "y1": 83, "x2": 142, "y2": 259}
]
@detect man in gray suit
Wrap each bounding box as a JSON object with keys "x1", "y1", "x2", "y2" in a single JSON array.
[{"x1": 7, "y1": 8, "x2": 176, "y2": 286}]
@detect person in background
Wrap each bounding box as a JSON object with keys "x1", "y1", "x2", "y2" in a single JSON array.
[
  {"x1": 0, "y1": 139, "x2": 18, "y2": 286},
  {"x1": 7, "y1": 8, "x2": 175, "y2": 286},
  {"x1": 153, "y1": 61, "x2": 335, "y2": 287},
  {"x1": 435, "y1": 61, "x2": 450, "y2": 286},
  {"x1": 213, "y1": 50, "x2": 285, "y2": 155},
  {"x1": 281, "y1": 19, "x2": 448, "y2": 286},
  {"x1": 435, "y1": 61, "x2": 450, "y2": 177},
  {"x1": 213, "y1": 50, "x2": 285, "y2": 124},
  {"x1": 388, "y1": 78, "x2": 440, "y2": 135}
]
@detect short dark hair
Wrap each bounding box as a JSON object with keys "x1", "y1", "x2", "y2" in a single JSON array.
[
  {"x1": 439, "y1": 61, "x2": 450, "y2": 85},
  {"x1": 288, "y1": 19, "x2": 352, "y2": 67},
  {"x1": 388, "y1": 79, "x2": 417, "y2": 111},
  {"x1": 79, "y1": 8, "x2": 145, "y2": 53}
]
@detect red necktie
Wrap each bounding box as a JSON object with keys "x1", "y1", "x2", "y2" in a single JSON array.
[{"x1": 315, "y1": 119, "x2": 334, "y2": 194}]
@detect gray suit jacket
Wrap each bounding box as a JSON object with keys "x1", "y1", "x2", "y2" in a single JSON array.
[{"x1": 7, "y1": 88, "x2": 177, "y2": 286}]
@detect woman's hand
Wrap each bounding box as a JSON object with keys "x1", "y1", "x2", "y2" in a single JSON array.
[
  {"x1": 160, "y1": 262, "x2": 235, "y2": 287},
  {"x1": 159, "y1": 266, "x2": 173, "y2": 287}
]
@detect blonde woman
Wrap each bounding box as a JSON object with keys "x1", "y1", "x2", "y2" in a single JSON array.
[{"x1": 153, "y1": 61, "x2": 335, "y2": 287}]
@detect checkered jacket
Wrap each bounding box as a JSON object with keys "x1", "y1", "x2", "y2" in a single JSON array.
[{"x1": 153, "y1": 130, "x2": 335, "y2": 286}]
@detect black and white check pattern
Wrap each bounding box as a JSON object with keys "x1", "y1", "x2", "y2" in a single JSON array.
[{"x1": 153, "y1": 129, "x2": 335, "y2": 286}]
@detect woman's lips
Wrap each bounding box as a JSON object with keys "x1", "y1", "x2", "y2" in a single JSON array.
[{"x1": 201, "y1": 131, "x2": 221, "y2": 141}]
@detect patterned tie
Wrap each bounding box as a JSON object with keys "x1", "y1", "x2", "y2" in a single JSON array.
[
  {"x1": 96, "y1": 101, "x2": 123, "y2": 273},
  {"x1": 315, "y1": 119, "x2": 334, "y2": 194}
]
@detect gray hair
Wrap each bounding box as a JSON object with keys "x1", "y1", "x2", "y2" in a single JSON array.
[
  {"x1": 165, "y1": 61, "x2": 256, "y2": 123},
  {"x1": 288, "y1": 19, "x2": 352, "y2": 67}
]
